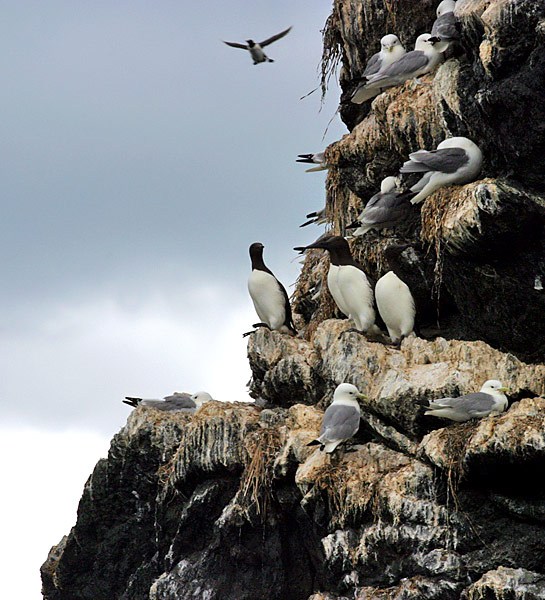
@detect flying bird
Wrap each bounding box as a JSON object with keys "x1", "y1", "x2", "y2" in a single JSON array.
[
  {"x1": 351, "y1": 34, "x2": 406, "y2": 104},
  {"x1": 307, "y1": 383, "x2": 365, "y2": 452},
  {"x1": 123, "y1": 391, "x2": 213, "y2": 412},
  {"x1": 347, "y1": 176, "x2": 414, "y2": 236},
  {"x1": 423, "y1": 380, "x2": 509, "y2": 422},
  {"x1": 375, "y1": 271, "x2": 416, "y2": 345},
  {"x1": 399, "y1": 136, "x2": 483, "y2": 204},
  {"x1": 429, "y1": 0, "x2": 460, "y2": 52},
  {"x1": 294, "y1": 236, "x2": 378, "y2": 337},
  {"x1": 223, "y1": 26, "x2": 292, "y2": 64},
  {"x1": 356, "y1": 33, "x2": 443, "y2": 96},
  {"x1": 244, "y1": 242, "x2": 297, "y2": 337},
  {"x1": 296, "y1": 152, "x2": 329, "y2": 173}
]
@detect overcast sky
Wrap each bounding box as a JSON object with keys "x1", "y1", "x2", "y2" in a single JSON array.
[{"x1": 0, "y1": 1, "x2": 346, "y2": 596}]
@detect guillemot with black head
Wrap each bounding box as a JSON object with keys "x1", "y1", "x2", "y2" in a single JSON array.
[
  {"x1": 244, "y1": 242, "x2": 297, "y2": 338},
  {"x1": 295, "y1": 236, "x2": 380, "y2": 338}
]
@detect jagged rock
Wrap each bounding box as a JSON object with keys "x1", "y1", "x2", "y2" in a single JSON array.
[
  {"x1": 309, "y1": 0, "x2": 545, "y2": 361},
  {"x1": 461, "y1": 566, "x2": 545, "y2": 600},
  {"x1": 249, "y1": 322, "x2": 545, "y2": 435}
]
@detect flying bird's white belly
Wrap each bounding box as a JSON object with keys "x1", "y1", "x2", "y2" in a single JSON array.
[
  {"x1": 375, "y1": 271, "x2": 415, "y2": 343},
  {"x1": 248, "y1": 270, "x2": 286, "y2": 330},
  {"x1": 249, "y1": 45, "x2": 267, "y2": 62},
  {"x1": 337, "y1": 265, "x2": 375, "y2": 332}
]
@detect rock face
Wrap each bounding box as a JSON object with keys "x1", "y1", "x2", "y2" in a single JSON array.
[{"x1": 42, "y1": 1, "x2": 545, "y2": 599}]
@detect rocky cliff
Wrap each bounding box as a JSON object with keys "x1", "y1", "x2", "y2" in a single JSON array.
[{"x1": 42, "y1": 1, "x2": 545, "y2": 599}]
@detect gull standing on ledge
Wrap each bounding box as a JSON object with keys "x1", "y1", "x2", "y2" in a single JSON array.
[
  {"x1": 307, "y1": 383, "x2": 365, "y2": 453},
  {"x1": 223, "y1": 26, "x2": 292, "y2": 64},
  {"x1": 356, "y1": 34, "x2": 443, "y2": 97},
  {"x1": 424, "y1": 380, "x2": 509, "y2": 422},
  {"x1": 399, "y1": 136, "x2": 483, "y2": 204},
  {"x1": 294, "y1": 236, "x2": 378, "y2": 337},
  {"x1": 429, "y1": 0, "x2": 460, "y2": 53},
  {"x1": 123, "y1": 391, "x2": 212, "y2": 412},
  {"x1": 375, "y1": 271, "x2": 416, "y2": 345},
  {"x1": 347, "y1": 176, "x2": 414, "y2": 236},
  {"x1": 351, "y1": 34, "x2": 406, "y2": 104},
  {"x1": 244, "y1": 242, "x2": 297, "y2": 337}
]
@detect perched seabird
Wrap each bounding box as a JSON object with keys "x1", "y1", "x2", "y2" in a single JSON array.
[
  {"x1": 296, "y1": 152, "x2": 329, "y2": 173},
  {"x1": 424, "y1": 380, "x2": 509, "y2": 422},
  {"x1": 307, "y1": 383, "x2": 365, "y2": 452},
  {"x1": 123, "y1": 391, "x2": 212, "y2": 412},
  {"x1": 375, "y1": 271, "x2": 416, "y2": 344},
  {"x1": 351, "y1": 34, "x2": 407, "y2": 104},
  {"x1": 223, "y1": 26, "x2": 292, "y2": 64},
  {"x1": 429, "y1": 0, "x2": 460, "y2": 53},
  {"x1": 300, "y1": 207, "x2": 327, "y2": 228},
  {"x1": 347, "y1": 176, "x2": 414, "y2": 236},
  {"x1": 245, "y1": 242, "x2": 297, "y2": 337},
  {"x1": 294, "y1": 236, "x2": 378, "y2": 336},
  {"x1": 357, "y1": 34, "x2": 443, "y2": 95},
  {"x1": 399, "y1": 136, "x2": 483, "y2": 204}
]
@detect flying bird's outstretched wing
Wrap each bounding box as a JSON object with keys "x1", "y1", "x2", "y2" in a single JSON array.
[
  {"x1": 223, "y1": 40, "x2": 248, "y2": 49},
  {"x1": 400, "y1": 147, "x2": 469, "y2": 174},
  {"x1": 259, "y1": 26, "x2": 292, "y2": 47}
]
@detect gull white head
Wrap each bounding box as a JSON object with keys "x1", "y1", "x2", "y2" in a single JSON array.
[
  {"x1": 380, "y1": 176, "x2": 399, "y2": 194},
  {"x1": 480, "y1": 380, "x2": 509, "y2": 395},
  {"x1": 437, "y1": 0, "x2": 456, "y2": 17},
  {"x1": 332, "y1": 383, "x2": 366, "y2": 404},
  {"x1": 191, "y1": 391, "x2": 213, "y2": 407},
  {"x1": 414, "y1": 33, "x2": 433, "y2": 52},
  {"x1": 381, "y1": 34, "x2": 403, "y2": 52}
]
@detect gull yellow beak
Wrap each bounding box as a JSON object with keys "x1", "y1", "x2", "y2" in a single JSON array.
[
  {"x1": 498, "y1": 387, "x2": 509, "y2": 393},
  {"x1": 387, "y1": 46, "x2": 393, "y2": 52},
  {"x1": 357, "y1": 393, "x2": 367, "y2": 400}
]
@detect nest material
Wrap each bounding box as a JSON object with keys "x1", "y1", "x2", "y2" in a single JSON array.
[
  {"x1": 238, "y1": 427, "x2": 283, "y2": 522},
  {"x1": 320, "y1": 9, "x2": 344, "y2": 102}
]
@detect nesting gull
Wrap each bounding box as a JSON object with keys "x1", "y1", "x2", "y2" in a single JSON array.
[
  {"x1": 399, "y1": 136, "x2": 483, "y2": 204},
  {"x1": 429, "y1": 0, "x2": 460, "y2": 53},
  {"x1": 375, "y1": 271, "x2": 416, "y2": 345},
  {"x1": 347, "y1": 176, "x2": 414, "y2": 236},
  {"x1": 294, "y1": 236, "x2": 378, "y2": 337},
  {"x1": 296, "y1": 152, "x2": 329, "y2": 173},
  {"x1": 357, "y1": 34, "x2": 443, "y2": 96},
  {"x1": 424, "y1": 380, "x2": 509, "y2": 422},
  {"x1": 123, "y1": 391, "x2": 212, "y2": 412},
  {"x1": 244, "y1": 242, "x2": 297, "y2": 337},
  {"x1": 351, "y1": 34, "x2": 406, "y2": 104},
  {"x1": 307, "y1": 383, "x2": 365, "y2": 452},
  {"x1": 223, "y1": 26, "x2": 292, "y2": 64}
]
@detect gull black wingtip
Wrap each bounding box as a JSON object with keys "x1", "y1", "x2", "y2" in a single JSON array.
[{"x1": 123, "y1": 397, "x2": 141, "y2": 407}]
